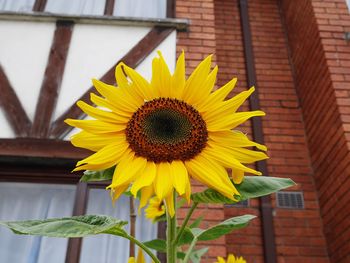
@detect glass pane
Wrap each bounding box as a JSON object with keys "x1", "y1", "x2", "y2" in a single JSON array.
[
  {"x1": 80, "y1": 189, "x2": 157, "y2": 263},
  {"x1": 45, "y1": 0, "x2": 105, "y2": 16},
  {"x1": 0, "y1": 0, "x2": 35, "y2": 12},
  {"x1": 114, "y1": 0, "x2": 166, "y2": 19},
  {"x1": 0, "y1": 183, "x2": 76, "y2": 263}
]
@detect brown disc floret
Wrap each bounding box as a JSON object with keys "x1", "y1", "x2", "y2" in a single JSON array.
[{"x1": 126, "y1": 98, "x2": 208, "y2": 163}]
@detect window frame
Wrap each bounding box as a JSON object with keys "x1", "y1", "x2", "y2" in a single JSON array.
[{"x1": 32, "y1": 0, "x2": 175, "y2": 18}]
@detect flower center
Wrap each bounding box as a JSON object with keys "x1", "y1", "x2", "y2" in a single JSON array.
[{"x1": 126, "y1": 98, "x2": 208, "y2": 163}]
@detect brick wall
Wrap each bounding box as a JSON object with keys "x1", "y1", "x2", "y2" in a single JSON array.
[
  {"x1": 174, "y1": 0, "x2": 349, "y2": 262},
  {"x1": 280, "y1": 0, "x2": 350, "y2": 262}
]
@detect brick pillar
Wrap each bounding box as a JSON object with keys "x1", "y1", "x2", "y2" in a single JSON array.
[{"x1": 280, "y1": 0, "x2": 350, "y2": 262}]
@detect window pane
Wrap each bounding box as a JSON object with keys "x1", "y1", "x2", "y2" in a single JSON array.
[
  {"x1": 45, "y1": 0, "x2": 106, "y2": 16},
  {"x1": 114, "y1": 0, "x2": 166, "y2": 19},
  {"x1": 0, "y1": 0, "x2": 35, "y2": 12},
  {"x1": 0, "y1": 183, "x2": 76, "y2": 263},
  {"x1": 80, "y1": 189, "x2": 157, "y2": 263}
]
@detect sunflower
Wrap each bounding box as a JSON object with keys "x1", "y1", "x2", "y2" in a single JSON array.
[
  {"x1": 145, "y1": 196, "x2": 165, "y2": 221},
  {"x1": 215, "y1": 254, "x2": 246, "y2": 263},
  {"x1": 128, "y1": 249, "x2": 151, "y2": 263},
  {"x1": 66, "y1": 51, "x2": 267, "y2": 217}
]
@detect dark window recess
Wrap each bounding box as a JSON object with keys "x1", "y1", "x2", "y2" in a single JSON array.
[
  {"x1": 276, "y1": 192, "x2": 304, "y2": 209},
  {"x1": 225, "y1": 199, "x2": 249, "y2": 208}
]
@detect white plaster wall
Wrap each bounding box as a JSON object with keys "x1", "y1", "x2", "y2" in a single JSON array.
[
  {"x1": 0, "y1": 20, "x2": 55, "y2": 121},
  {"x1": 62, "y1": 30, "x2": 177, "y2": 141},
  {"x1": 53, "y1": 24, "x2": 152, "y2": 120},
  {"x1": 0, "y1": 108, "x2": 15, "y2": 138},
  {"x1": 135, "y1": 30, "x2": 176, "y2": 81}
]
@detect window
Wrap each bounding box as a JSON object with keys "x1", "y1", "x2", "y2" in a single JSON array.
[
  {"x1": 0, "y1": 183, "x2": 76, "y2": 263},
  {"x1": 0, "y1": 170, "x2": 157, "y2": 262},
  {"x1": 0, "y1": 0, "x2": 170, "y2": 18}
]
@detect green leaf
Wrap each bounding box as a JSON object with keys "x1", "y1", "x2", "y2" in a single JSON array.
[
  {"x1": 80, "y1": 167, "x2": 115, "y2": 182},
  {"x1": 189, "y1": 247, "x2": 209, "y2": 263},
  {"x1": 191, "y1": 176, "x2": 296, "y2": 204},
  {"x1": 196, "y1": 215, "x2": 256, "y2": 241},
  {"x1": 143, "y1": 239, "x2": 166, "y2": 252},
  {"x1": 189, "y1": 216, "x2": 203, "y2": 228},
  {"x1": 177, "y1": 227, "x2": 195, "y2": 246},
  {"x1": 177, "y1": 252, "x2": 186, "y2": 260},
  {"x1": 0, "y1": 215, "x2": 128, "y2": 238}
]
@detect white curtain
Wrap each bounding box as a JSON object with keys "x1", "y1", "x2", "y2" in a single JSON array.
[
  {"x1": 114, "y1": 0, "x2": 166, "y2": 19},
  {"x1": 45, "y1": 0, "x2": 105, "y2": 16},
  {"x1": 80, "y1": 189, "x2": 157, "y2": 263},
  {"x1": 0, "y1": 183, "x2": 76, "y2": 263},
  {"x1": 0, "y1": 0, "x2": 35, "y2": 12}
]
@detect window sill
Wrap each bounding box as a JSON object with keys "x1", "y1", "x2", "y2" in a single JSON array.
[{"x1": 0, "y1": 11, "x2": 189, "y2": 31}]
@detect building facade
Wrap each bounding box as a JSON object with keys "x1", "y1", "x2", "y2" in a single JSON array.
[{"x1": 0, "y1": 0, "x2": 349, "y2": 262}]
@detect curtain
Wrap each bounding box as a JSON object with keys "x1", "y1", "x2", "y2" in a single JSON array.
[
  {"x1": 45, "y1": 0, "x2": 105, "y2": 16},
  {"x1": 80, "y1": 189, "x2": 157, "y2": 263},
  {"x1": 113, "y1": 0, "x2": 166, "y2": 19},
  {"x1": 0, "y1": 0, "x2": 35, "y2": 12},
  {"x1": 0, "y1": 183, "x2": 76, "y2": 263}
]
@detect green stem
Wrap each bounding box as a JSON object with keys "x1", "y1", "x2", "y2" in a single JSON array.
[
  {"x1": 173, "y1": 202, "x2": 198, "y2": 246},
  {"x1": 166, "y1": 193, "x2": 177, "y2": 263},
  {"x1": 182, "y1": 237, "x2": 198, "y2": 263},
  {"x1": 124, "y1": 234, "x2": 160, "y2": 263}
]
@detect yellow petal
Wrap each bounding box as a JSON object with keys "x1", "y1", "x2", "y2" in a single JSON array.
[
  {"x1": 77, "y1": 101, "x2": 129, "y2": 123},
  {"x1": 202, "y1": 87, "x2": 255, "y2": 120},
  {"x1": 108, "y1": 184, "x2": 129, "y2": 203},
  {"x1": 130, "y1": 162, "x2": 157, "y2": 197},
  {"x1": 227, "y1": 254, "x2": 235, "y2": 263},
  {"x1": 90, "y1": 93, "x2": 132, "y2": 118},
  {"x1": 139, "y1": 185, "x2": 154, "y2": 210},
  {"x1": 172, "y1": 51, "x2": 185, "y2": 99},
  {"x1": 76, "y1": 141, "x2": 127, "y2": 166},
  {"x1": 197, "y1": 78, "x2": 237, "y2": 112},
  {"x1": 111, "y1": 151, "x2": 147, "y2": 187},
  {"x1": 92, "y1": 79, "x2": 141, "y2": 112},
  {"x1": 71, "y1": 131, "x2": 125, "y2": 152},
  {"x1": 128, "y1": 257, "x2": 135, "y2": 263},
  {"x1": 206, "y1": 111, "x2": 265, "y2": 131},
  {"x1": 209, "y1": 130, "x2": 267, "y2": 151},
  {"x1": 231, "y1": 167, "x2": 244, "y2": 184},
  {"x1": 122, "y1": 64, "x2": 153, "y2": 100},
  {"x1": 136, "y1": 248, "x2": 146, "y2": 263},
  {"x1": 170, "y1": 160, "x2": 188, "y2": 195},
  {"x1": 154, "y1": 162, "x2": 173, "y2": 199},
  {"x1": 202, "y1": 146, "x2": 262, "y2": 175},
  {"x1": 182, "y1": 55, "x2": 212, "y2": 104},
  {"x1": 156, "y1": 51, "x2": 172, "y2": 98},
  {"x1": 164, "y1": 190, "x2": 175, "y2": 217},
  {"x1": 208, "y1": 141, "x2": 268, "y2": 163},
  {"x1": 65, "y1": 119, "x2": 126, "y2": 134},
  {"x1": 186, "y1": 155, "x2": 239, "y2": 199},
  {"x1": 216, "y1": 257, "x2": 226, "y2": 263}
]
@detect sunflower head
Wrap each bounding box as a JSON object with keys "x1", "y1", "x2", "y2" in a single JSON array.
[
  {"x1": 66, "y1": 51, "x2": 268, "y2": 217},
  {"x1": 215, "y1": 254, "x2": 247, "y2": 263},
  {"x1": 128, "y1": 249, "x2": 152, "y2": 263},
  {"x1": 145, "y1": 196, "x2": 166, "y2": 222}
]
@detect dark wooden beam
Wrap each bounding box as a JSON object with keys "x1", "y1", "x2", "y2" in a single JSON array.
[
  {"x1": 0, "y1": 66, "x2": 32, "y2": 137},
  {"x1": 50, "y1": 26, "x2": 174, "y2": 139},
  {"x1": 32, "y1": 0, "x2": 47, "y2": 12},
  {"x1": 0, "y1": 138, "x2": 90, "y2": 159},
  {"x1": 167, "y1": 0, "x2": 176, "y2": 18},
  {"x1": 31, "y1": 21, "x2": 74, "y2": 138},
  {"x1": 65, "y1": 182, "x2": 89, "y2": 263},
  {"x1": 104, "y1": 0, "x2": 115, "y2": 15},
  {"x1": 238, "y1": 1, "x2": 277, "y2": 262},
  {"x1": 157, "y1": 221, "x2": 167, "y2": 263}
]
